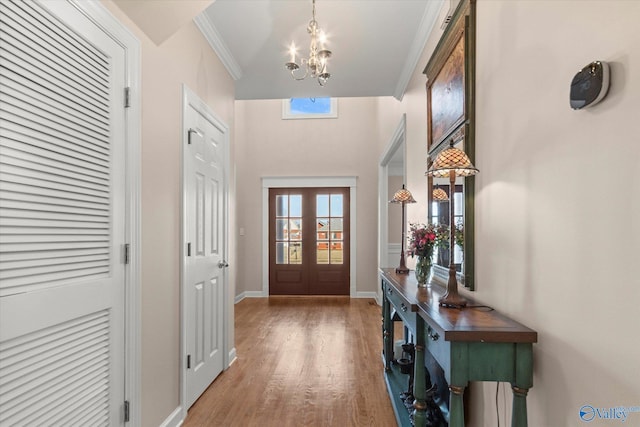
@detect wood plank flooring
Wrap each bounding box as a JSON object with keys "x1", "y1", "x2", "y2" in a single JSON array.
[{"x1": 182, "y1": 297, "x2": 398, "y2": 427}]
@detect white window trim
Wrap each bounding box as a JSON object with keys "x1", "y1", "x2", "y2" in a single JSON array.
[{"x1": 282, "y1": 98, "x2": 338, "y2": 119}]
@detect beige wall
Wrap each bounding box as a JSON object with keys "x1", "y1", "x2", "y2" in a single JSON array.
[
  {"x1": 101, "y1": 2, "x2": 236, "y2": 426},
  {"x1": 378, "y1": 0, "x2": 640, "y2": 425},
  {"x1": 234, "y1": 98, "x2": 380, "y2": 296}
]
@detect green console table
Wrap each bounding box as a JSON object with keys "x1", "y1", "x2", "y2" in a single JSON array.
[{"x1": 381, "y1": 268, "x2": 537, "y2": 427}]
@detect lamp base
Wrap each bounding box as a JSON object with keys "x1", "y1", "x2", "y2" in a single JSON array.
[
  {"x1": 439, "y1": 266, "x2": 467, "y2": 308},
  {"x1": 395, "y1": 266, "x2": 410, "y2": 275},
  {"x1": 439, "y1": 292, "x2": 467, "y2": 308}
]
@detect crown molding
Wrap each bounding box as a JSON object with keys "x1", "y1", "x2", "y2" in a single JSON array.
[
  {"x1": 393, "y1": 0, "x2": 445, "y2": 101},
  {"x1": 194, "y1": 13, "x2": 242, "y2": 80}
]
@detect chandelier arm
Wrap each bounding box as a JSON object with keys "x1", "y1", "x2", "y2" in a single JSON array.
[{"x1": 290, "y1": 65, "x2": 309, "y2": 81}]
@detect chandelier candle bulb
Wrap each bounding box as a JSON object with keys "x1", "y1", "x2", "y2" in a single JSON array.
[{"x1": 289, "y1": 44, "x2": 296, "y2": 63}]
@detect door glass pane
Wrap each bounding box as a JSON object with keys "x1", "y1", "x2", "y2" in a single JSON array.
[
  {"x1": 316, "y1": 242, "x2": 329, "y2": 264},
  {"x1": 330, "y1": 242, "x2": 343, "y2": 264},
  {"x1": 290, "y1": 195, "x2": 302, "y2": 216},
  {"x1": 316, "y1": 218, "x2": 328, "y2": 264},
  {"x1": 275, "y1": 194, "x2": 302, "y2": 264},
  {"x1": 330, "y1": 218, "x2": 343, "y2": 236},
  {"x1": 276, "y1": 242, "x2": 288, "y2": 264},
  {"x1": 276, "y1": 195, "x2": 288, "y2": 216},
  {"x1": 315, "y1": 193, "x2": 345, "y2": 265},
  {"x1": 275, "y1": 219, "x2": 287, "y2": 240},
  {"x1": 316, "y1": 194, "x2": 329, "y2": 217},
  {"x1": 330, "y1": 194, "x2": 343, "y2": 216},
  {"x1": 289, "y1": 219, "x2": 302, "y2": 240},
  {"x1": 330, "y1": 217, "x2": 343, "y2": 265},
  {"x1": 317, "y1": 219, "x2": 329, "y2": 241},
  {"x1": 290, "y1": 242, "x2": 302, "y2": 264}
]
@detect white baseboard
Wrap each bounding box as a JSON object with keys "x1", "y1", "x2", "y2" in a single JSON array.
[
  {"x1": 234, "y1": 291, "x2": 265, "y2": 303},
  {"x1": 228, "y1": 347, "x2": 237, "y2": 366},
  {"x1": 159, "y1": 406, "x2": 183, "y2": 427},
  {"x1": 354, "y1": 291, "x2": 378, "y2": 300},
  {"x1": 236, "y1": 291, "x2": 379, "y2": 302},
  {"x1": 374, "y1": 291, "x2": 382, "y2": 306}
]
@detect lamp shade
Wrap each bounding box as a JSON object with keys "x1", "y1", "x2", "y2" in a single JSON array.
[
  {"x1": 432, "y1": 187, "x2": 449, "y2": 201},
  {"x1": 426, "y1": 146, "x2": 479, "y2": 178},
  {"x1": 390, "y1": 185, "x2": 416, "y2": 204}
]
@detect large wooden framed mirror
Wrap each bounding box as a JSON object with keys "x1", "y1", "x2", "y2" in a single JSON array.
[{"x1": 424, "y1": 0, "x2": 476, "y2": 290}]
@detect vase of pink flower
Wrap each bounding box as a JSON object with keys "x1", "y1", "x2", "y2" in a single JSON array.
[
  {"x1": 414, "y1": 255, "x2": 433, "y2": 286},
  {"x1": 407, "y1": 223, "x2": 437, "y2": 286}
]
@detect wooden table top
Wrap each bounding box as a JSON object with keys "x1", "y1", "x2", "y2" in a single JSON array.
[{"x1": 380, "y1": 268, "x2": 537, "y2": 343}]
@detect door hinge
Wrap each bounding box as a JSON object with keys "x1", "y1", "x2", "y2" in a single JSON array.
[
  {"x1": 124, "y1": 243, "x2": 130, "y2": 264},
  {"x1": 187, "y1": 242, "x2": 191, "y2": 257},
  {"x1": 124, "y1": 87, "x2": 131, "y2": 108},
  {"x1": 124, "y1": 400, "x2": 130, "y2": 423},
  {"x1": 187, "y1": 354, "x2": 191, "y2": 369}
]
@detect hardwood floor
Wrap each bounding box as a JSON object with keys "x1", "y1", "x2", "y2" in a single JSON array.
[{"x1": 182, "y1": 296, "x2": 398, "y2": 427}]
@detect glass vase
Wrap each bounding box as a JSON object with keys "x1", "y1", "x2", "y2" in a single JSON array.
[{"x1": 414, "y1": 255, "x2": 433, "y2": 287}]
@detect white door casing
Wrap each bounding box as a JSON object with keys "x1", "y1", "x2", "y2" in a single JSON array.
[
  {"x1": 182, "y1": 86, "x2": 228, "y2": 410},
  {"x1": 0, "y1": 0, "x2": 140, "y2": 424},
  {"x1": 378, "y1": 115, "x2": 406, "y2": 304},
  {"x1": 261, "y1": 177, "x2": 358, "y2": 297}
]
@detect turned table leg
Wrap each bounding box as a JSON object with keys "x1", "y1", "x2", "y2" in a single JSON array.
[
  {"x1": 382, "y1": 288, "x2": 393, "y2": 371},
  {"x1": 449, "y1": 384, "x2": 466, "y2": 427},
  {"x1": 511, "y1": 342, "x2": 533, "y2": 427},
  {"x1": 511, "y1": 385, "x2": 529, "y2": 427},
  {"x1": 412, "y1": 319, "x2": 427, "y2": 427}
]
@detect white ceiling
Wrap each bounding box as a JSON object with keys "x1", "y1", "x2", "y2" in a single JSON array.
[{"x1": 198, "y1": 0, "x2": 447, "y2": 100}]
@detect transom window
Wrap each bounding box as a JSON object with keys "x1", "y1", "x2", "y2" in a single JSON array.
[{"x1": 282, "y1": 97, "x2": 338, "y2": 119}]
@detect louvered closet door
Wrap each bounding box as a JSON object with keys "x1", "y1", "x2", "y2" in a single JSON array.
[{"x1": 0, "y1": 1, "x2": 127, "y2": 425}]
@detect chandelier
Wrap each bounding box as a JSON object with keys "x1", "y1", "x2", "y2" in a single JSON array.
[{"x1": 285, "y1": 0, "x2": 332, "y2": 86}]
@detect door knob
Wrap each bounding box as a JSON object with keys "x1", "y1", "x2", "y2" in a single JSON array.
[{"x1": 218, "y1": 261, "x2": 229, "y2": 268}]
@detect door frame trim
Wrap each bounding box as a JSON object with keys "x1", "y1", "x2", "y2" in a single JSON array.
[
  {"x1": 261, "y1": 176, "x2": 357, "y2": 297},
  {"x1": 378, "y1": 115, "x2": 406, "y2": 304},
  {"x1": 180, "y1": 85, "x2": 230, "y2": 419},
  {"x1": 67, "y1": 1, "x2": 142, "y2": 424}
]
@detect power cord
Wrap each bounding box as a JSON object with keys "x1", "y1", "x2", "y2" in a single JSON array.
[
  {"x1": 496, "y1": 382, "x2": 500, "y2": 427},
  {"x1": 466, "y1": 304, "x2": 495, "y2": 311}
]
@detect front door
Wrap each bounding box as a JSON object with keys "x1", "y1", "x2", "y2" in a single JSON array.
[
  {"x1": 0, "y1": 0, "x2": 128, "y2": 424},
  {"x1": 183, "y1": 90, "x2": 227, "y2": 408},
  {"x1": 269, "y1": 187, "x2": 349, "y2": 295}
]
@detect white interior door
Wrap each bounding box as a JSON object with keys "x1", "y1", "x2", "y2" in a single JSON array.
[
  {"x1": 0, "y1": 0, "x2": 128, "y2": 425},
  {"x1": 183, "y1": 89, "x2": 227, "y2": 408}
]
